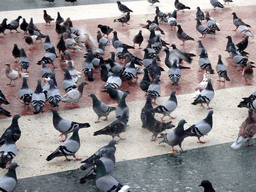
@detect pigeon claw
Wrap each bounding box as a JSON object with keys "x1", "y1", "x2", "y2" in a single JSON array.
[
  {"x1": 103, "y1": 117, "x2": 108, "y2": 121},
  {"x1": 65, "y1": 157, "x2": 72, "y2": 161},
  {"x1": 198, "y1": 139, "x2": 206, "y2": 144},
  {"x1": 118, "y1": 136, "x2": 126, "y2": 140},
  {"x1": 94, "y1": 120, "x2": 101, "y2": 123},
  {"x1": 169, "y1": 115, "x2": 176, "y2": 119},
  {"x1": 60, "y1": 139, "x2": 66, "y2": 142},
  {"x1": 75, "y1": 158, "x2": 82, "y2": 161}
]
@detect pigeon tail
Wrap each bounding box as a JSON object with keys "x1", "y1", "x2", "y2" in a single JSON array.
[
  {"x1": 79, "y1": 123, "x2": 90, "y2": 129},
  {"x1": 46, "y1": 152, "x2": 58, "y2": 161},
  {"x1": 109, "y1": 107, "x2": 116, "y2": 112}
]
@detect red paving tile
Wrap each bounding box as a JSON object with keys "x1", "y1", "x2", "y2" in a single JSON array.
[{"x1": 0, "y1": 5, "x2": 255, "y2": 117}]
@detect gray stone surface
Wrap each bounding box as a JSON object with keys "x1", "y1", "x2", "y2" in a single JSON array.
[{"x1": 16, "y1": 139, "x2": 256, "y2": 191}]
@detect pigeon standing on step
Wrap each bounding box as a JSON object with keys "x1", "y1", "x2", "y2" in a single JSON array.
[
  {"x1": 185, "y1": 110, "x2": 214, "y2": 144},
  {"x1": 192, "y1": 79, "x2": 214, "y2": 109},
  {"x1": 231, "y1": 109, "x2": 256, "y2": 149},
  {"x1": 0, "y1": 162, "x2": 18, "y2": 192},
  {"x1": 17, "y1": 77, "x2": 33, "y2": 105},
  {"x1": 175, "y1": 0, "x2": 190, "y2": 11},
  {"x1": 93, "y1": 112, "x2": 128, "y2": 140},
  {"x1": 52, "y1": 109, "x2": 90, "y2": 142},
  {"x1": 43, "y1": 10, "x2": 54, "y2": 25},
  {"x1": 19, "y1": 48, "x2": 30, "y2": 72},
  {"x1": 216, "y1": 55, "x2": 230, "y2": 82},
  {"x1": 117, "y1": 1, "x2": 133, "y2": 14},
  {"x1": 89, "y1": 93, "x2": 116, "y2": 123},
  {"x1": 0, "y1": 130, "x2": 17, "y2": 169},
  {"x1": 32, "y1": 79, "x2": 46, "y2": 114},
  {"x1": 6, "y1": 16, "x2": 22, "y2": 32},
  {"x1": 0, "y1": 115, "x2": 21, "y2": 147},
  {"x1": 154, "y1": 90, "x2": 177, "y2": 122},
  {"x1": 210, "y1": 0, "x2": 224, "y2": 8},
  {"x1": 158, "y1": 119, "x2": 187, "y2": 152},
  {"x1": 199, "y1": 180, "x2": 216, "y2": 192},
  {"x1": 47, "y1": 127, "x2": 82, "y2": 161}
]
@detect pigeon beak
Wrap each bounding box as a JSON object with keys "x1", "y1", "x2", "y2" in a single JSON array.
[{"x1": 198, "y1": 185, "x2": 202, "y2": 187}]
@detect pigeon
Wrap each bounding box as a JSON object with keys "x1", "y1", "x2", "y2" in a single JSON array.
[
  {"x1": 61, "y1": 81, "x2": 87, "y2": 109},
  {"x1": 168, "y1": 60, "x2": 181, "y2": 86},
  {"x1": 108, "y1": 55, "x2": 123, "y2": 74},
  {"x1": 97, "y1": 24, "x2": 113, "y2": 37},
  {"x1": 97, "y1": 30, "x2": 110, "y2": 47},
  {"x1": 62, "y1": 67, "x2": 77, "y2": 93},
  {"x1": 19, "y1": 48, "x2": 30, "y2": 72},
  {"x1": 216, "y1": 55, "x2": 230, "y2": 82},
  {"x1": 116, "y1": 1, "x2": 133, "y2": 13},
  {"x1": 114, "y1": 12, "x2": 130, "y2": 25},
  {"x1": 55, "y1": 23, "x2": 66, "y2": 37},
  {"x1": 154, "y1": 90, "x2": 177, "y2": 121},
  {"x1": 171, "y1": 44, "x2": 195, "y2": 64},
  {"x1": 41, "y1": 62, "x2": 52, "y2": 79},
  {"x1": 27, "y1": 18, "x2": 38, "y2": 32},
  {"x1": 45, "y1": 0, "x2": 55, "y2": 4},
  {"x1": 158, "y1": 119, "x2": 186, "y2": 152},
  {"x1": 65, "y1": 0, "x2": 77, "y2": 4},
  {"x1": 0, "y1": 18, "x2": 7, "y2": 35},
  {"x1": 56, "y1": 12, "x2": 64, "y2": 25},
  {"x1": 6, "y1": 16, "x2": 22, "y2": 32},
  {"x1": 198, "y1": 49, "x2": 214, "y2": 74},
  {"x1": 224, "y1": 0, "x2": 233, "y2": 4},
  {"x1": 43, "y1": 35, "x2": 56, "y2": 54},
  {"x1": 46, "y1": 127, "x2": 81, "y2": 161},
  {"x1": 142, "y1": 48, "x2": 153, "y2": 68},
  {"x1": 147, "y1": 75, "x2": 161, "y2": 105},
  {"x1": 192, "y1": 78, "x2": 214, "y2": 109},
  {"x1": 0, "y1": 130, "x2": 17, "y2": 169},
  {"x1": 155, "y1": 6, "x2": 167, "y2": 22},
  {"x1": 102, "y1": 87, "x2": 130, "y2": 103},
  {"x1": 5, "y1": 63, "x2": 20, "y2": 87},
  {"x1": 140, "y1": 68, "x2": 152, "y2": 93},
  {"x1": 133, "y1": 30, "x2": 144, "y2": 48},
  {"x1": 166, "y1": 10, "x2": 178, "y2": 29},
  {"x1": 89, "y1": 93, "x2": 116, "y2": 123},
  {"x1": 17, "y1": 77, "x2": 33, "y2": 105},
  {"x1": 230, "y1": 48, "x2": 253, "y2": 68},
  {"x1": 177, "y1": 25, "x2": 194, "y2": 45},
  {"x1": 210, "y1": 0, "x2": 224, "y2": 8},
  {"x1": 20, "y1": 18, "x2": 28, "y2": 33},
  {"x1": 232, "y1": 12, "x2": 250, "y2": 30},
  {"x1": 196, "y1": 18, "x2": 215, "y2": 38},
  {"x1": 43, "y1": 10, "x2": 54, "y2": 25},
  {"x1": 0, "y1": 115, "x2": 21, "y2": 147},
  {"x1": 197, "y1": 40, "x2": 208, "y2": 57},
  {"x1": 94, "y1": 159, "x2": 130, "y2": 192},
  {"x1": 93, "y1": 112, "x2": 128, "y2": 140},
  {"x1": 47, "y1": 79, "x2": 61, "y2": 107},
  {"x1": 238, "y1": 25, "x2": 253, "y2": 38},
  {"x1": 148, "y1": 0, "x2": 160, "y2": 5},
  {"x1": 0, "y1": 91, "x2": 9, "y2": 105},
  {"x1": 184, "y1": 110, "x2": 214, "y2": 144},
  {"x1": 236, "y1": 36, "x2": 249, "y2": 53},
  {"x1": 242, "y1": 61, "x2": 254, "y2": 85},
  {"x1": 105, "y1": 70, "x2": 122, "y2": 89},
  {"x1": 0, "y1": 162, "x2": 18, "y2": 192},
  {"x1": 116, "y1": 93, "x2": 129, "y2": 123},
  {"x1": 148, "y1": 57, "x2": 164, "y2": 81},
  {"x1": 0, "y1": 107, "x2": 11, "y2": 117},
  {"x1": 52, "y1": 109, "x2": 90, "y2": 142},
  {"x1": 175, "y1": 0, "x2": 190, "y2": 11},
  {"x1": 82, "y1": 50, "x2": 95, "y2": 82},
  {"x1": 43, "y1": 73, "x2": 57, "y2": 98},
  {"x1": 121, "y1": 58, "x2": 137, "y2": 84},
  {"x1": 199, "y1": 180, "x2": 215, "y2": 192},
  {"x1": 238, "y1": 91, "x2": 256, "y2": 109},
  {"x1": 12, "y1": 44, "x2": 20, "y2": 63},
  {"x1": 112, "y1": 31, "x2": 134, "y2": 50},
  {"x1": 32, "y1": 79, "x2": 46, "y2": 114},
  {"x1": 231, "y1": 109, "x2": 256, "y2": 149},
  {"x1": 141, "y1": 96, "x2": 155, "y2": 128},
  {"x1": 196, "y1": 7, "x2": 205, "y2": 20},
  {"x1": 57, "y1": 35, "x2": 66, "y2": 54},
  {"x1": 206, "y1": 17, "x2": 220, "y2": 32}
]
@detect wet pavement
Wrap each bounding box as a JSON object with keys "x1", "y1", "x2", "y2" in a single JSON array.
[{"x1": 16, "y1": 139, "x2": 256, "y2": 192}]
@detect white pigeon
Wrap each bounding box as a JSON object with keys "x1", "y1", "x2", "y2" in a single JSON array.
[{"x1": 238, "y1": 25, "x2": 254, "y2": 37}]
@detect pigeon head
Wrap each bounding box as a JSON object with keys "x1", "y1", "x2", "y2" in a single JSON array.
[
  {"x1": 78, "y1": 82, "x2": 88, "y2": 93},
  {"x1": 117, "y1": 1, "x2": 121, "y2": 5},
  {"x1": 108, "y1": 140, "x2": 118, "y2": 146},
  {"x1": 158, "y1": 133, "x2": 167, "y2": 144},
  {"x1": 170, "y1": 44, "x2": 177, "y2": 49},
  {"x1": 199, "y1": 180, "x2": 215, "y2": 191},
  {"x1": 9, "y1": 162, "x2": 19, "y2": 170},
  {"x1": 197, "y1": 7, "x2": 200, "y2": 10}
]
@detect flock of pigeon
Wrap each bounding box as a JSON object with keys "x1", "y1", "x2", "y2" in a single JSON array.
[{"x1": 0, "y1": 0, "x2": 255, "y2": 191}]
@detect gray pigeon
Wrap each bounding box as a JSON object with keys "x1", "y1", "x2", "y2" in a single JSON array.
[
  {"x1": 47, "y1": 79, "x2": 61, "y2": 107},
  {"x1": 148, "y1": 57, "x2": 164, "y2": 81},
  {"x1": 199, "y1": 180, "x2": 216, "y2": 192},
  {"x1": 0, "y1": 90, "x2": 9, "y2": 105},
  {"x1": 37, "y1": 47, "x2": 57, "y2": 67},
  {"x1": 121, "y1": 58, "x2": 137, "y2": 84},
  {"x1": 216, "y1": 55, "x2": 230, "y2": 82},
  {"x1": 94, "y1": 159, "x2": 130, "y2": 192},
  {"x1": 133, "y1": 30, "x2": 144, "y2": 48},
  {"x1": 232, "y1": 12, "x2": 250, "y2": 30},
  {"x1": 199, "y1": 49, "x2": 214, "y2": 74},
  {"x1": 184, "y1": 110, "x2": 214, "y2": 144},
  {"x1": 168, "y1": 60, "x2": 181, "y2": 86},
  {"x1": 154, "y1": 90, "x2": 177, "y2": 121},
  {"x1": 175, "y1": 0, "x2": 190, "y2": 11},
  {"x1": 46, "y1": 127, "x2": 81, "y2": 161},
  {"x1": 206, "y1": 17, "x2": 220, "y2": 32},
  {"x1": 41, "y1": 62, "x2": 52, "y2": 78},
  {"x1": 148, "y1": 0, "x2": 160, "y2": 5},
  {"x1": 210, "y1": 0, "x2": 224, "y2": 8},
  {"x1": 0, "y1": 162, "x2": 18, "y2": 192},
  {"x1": 140, "y1": 68, "x2": 152, "y2": 93},
  {"x1": 56, "y1": 12, "x2": 64, "y2": 25},
  {"x1": 238, "y1": 91, "x2": 256, "y2": 109},
  {"x1": 43, "y1": 10, "x2": 54, "y2": 25},
  {"x1": 43, "y1": 35, "x2": 55, "y2": 53},
  {"x1": 19, "y1": 48, "x2": 30, "y2": 72},
  {"x1": 147, "y1": 75, "x2": 161, "y2": 105},
  {"x1": 93, "y1": 112, "x2": 128, "y2": 140},
  {"x1": 192, "y1": 78, "x2": 214, "y2": 109},
  {"x1": 116, "y1": 1, "x2": 133, "y2": 13},
  {"x1": 141, "y1": 96, "x2": 155, "y2": 128},
  {"x1": 166, "y1": 10, "x2": 178, "y2": 29},
  {"x1": 62, "y1": 67, "x2": 77, "y2": 93},
  {"x1": 196, "y1": 18, "x2": 215, "y2": 38},
  {"x1": 102, "y1": 87, "x2": 129, "y2": 103},
  {"x1": 17, "y1": 77, "x2": 33, "y2": 105},
  {"x1": 114, "y1": 12, "x2": 130, "y2": 25},
  {"x1": 197, "y1": 40, "x2": 208, "y2": 56},
  {"x1": 105, "y1": 71, "x2": 122, "y2": 89},
  {"x1": 0, "y1": 115, "x2": 21, "y2": 147},
  {"x1": 0, "y1": 107, "x2": 11, "y2": 117},
  {"x1": 89, "y1": 94, "x2": 116, "y2": 123},
  {"x1": 52, "y1": 109, "x2": 90, "y2": 142},
  {"x1": 177, "y1": 24, "x2": 194, "y2": 44},
  {"x1": 0, "y1": 130, "x2": 17, "y2": 169},
  {"x1": 32, "y1": 79, "x2": 46, "y2": 114},
  {"x1": 196, "y1": 7, "x2": 204, "y2": 20},
  {"x1": 116, "y1": 93, "x2": 129, "y2": 124},
  {"x1": 145, "y1": 110, "x2": 175, "y2": 141},
  {"x1": 158, "y1": 119, "x2": 187, "y2": 152},
  {"x1": 170, "y1": 44, "x2": 196, "y2": 64},
  {"x1": 82, "y1": 50, "x2": 95, "y2": 82},
  {"x1": 6, "y1": 16, "x2": 22, "y2": 32},
  {"x1": 142, "y1": 49, "x2": 153, "y2": 68}
]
